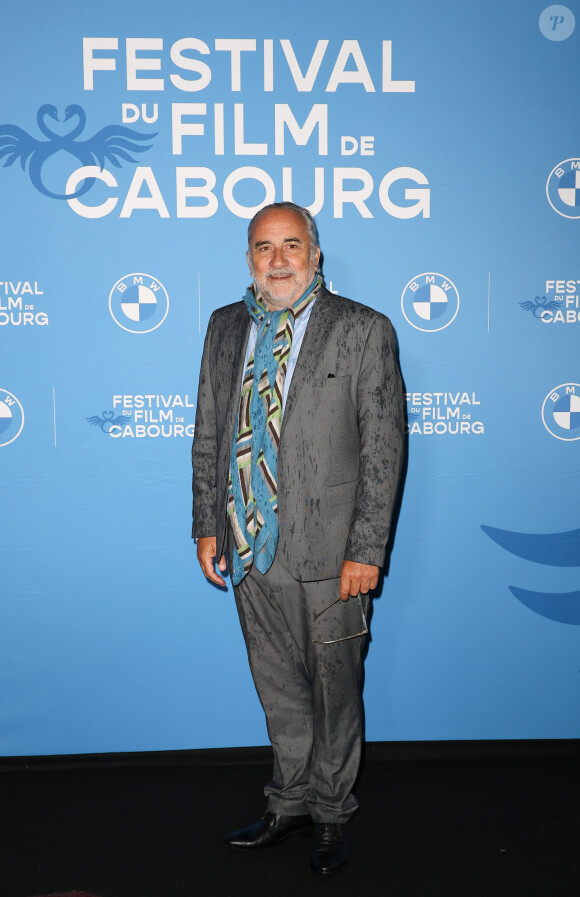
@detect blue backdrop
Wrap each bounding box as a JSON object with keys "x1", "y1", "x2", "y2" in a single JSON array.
[{"x1": 1, "y1": 0, "x2": 579, "y2": 756}]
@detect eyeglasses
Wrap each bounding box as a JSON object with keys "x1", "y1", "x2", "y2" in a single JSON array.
[{"x1": 312, "y1": 595, "x2": 369, "y2": 645}]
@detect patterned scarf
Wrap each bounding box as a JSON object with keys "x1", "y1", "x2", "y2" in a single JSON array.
[{"x1": 228, "y1": 274, "x2": 323, "y2": 585}]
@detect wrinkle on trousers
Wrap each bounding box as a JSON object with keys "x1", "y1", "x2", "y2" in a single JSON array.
[{"x1": 233, "y1": 548, "x2": 368, "y2": 824}]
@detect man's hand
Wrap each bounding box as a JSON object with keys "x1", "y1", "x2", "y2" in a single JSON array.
[
  {"x1": 197, "y1": 536, "x2": 227, "y2": 587},
  {"x1": 339, "y1": 560, "x2": 379, "y2": 601}
]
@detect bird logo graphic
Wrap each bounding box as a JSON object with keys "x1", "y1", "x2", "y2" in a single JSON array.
[
  {"x1": 0, "y1": 104, "x2": 156, "y2": 199},
  {"x1": 405, "y1": 410, "x2": 420, "y2": 433},
  {"x1": 86, "y1": 410, "x2": 129, "y2": 434},
  {"x1": 519, "y1": 295, "x2": 561, "y2": 319}
]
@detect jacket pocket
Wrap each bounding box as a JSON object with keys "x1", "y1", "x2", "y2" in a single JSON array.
[
  {"x1": 312, "y1": 374, "x2": 352, "y2": 389},
  {"x1": 327, "y1": 479, "x2": 358, "y2": 506}
]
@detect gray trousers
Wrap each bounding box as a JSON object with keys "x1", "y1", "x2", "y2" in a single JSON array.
[{"x1": 232, "y1": 549, "x2": 368, "y2": 824}]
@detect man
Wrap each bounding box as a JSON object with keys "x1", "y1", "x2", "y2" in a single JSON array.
[{"x1": 192, "y1": 202, "x2": 403, "y2": 874}]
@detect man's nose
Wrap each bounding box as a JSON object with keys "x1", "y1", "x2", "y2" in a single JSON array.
[{"x1": 270, "y1": 246, "x2": 288, "y2": 267}]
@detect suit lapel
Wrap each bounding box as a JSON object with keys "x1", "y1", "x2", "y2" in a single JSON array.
[
  {"x1": 219, "y1": 287, "x2": 335, "y2": 435},
  {"x1": 282, "y1": 288, "x2": 335, "y2": 431},
  {"x1": 218, "y1": 302, "x2": 251, "y2": 436}
]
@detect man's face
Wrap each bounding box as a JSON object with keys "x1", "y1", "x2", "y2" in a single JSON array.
[{"x1": 247, "y1": 208, "x2": 320, "y2": 310}]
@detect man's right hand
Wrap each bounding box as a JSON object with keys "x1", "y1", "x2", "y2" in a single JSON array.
[{"x1": 196, "y1": 536, "x2": 227, "y2": 587}]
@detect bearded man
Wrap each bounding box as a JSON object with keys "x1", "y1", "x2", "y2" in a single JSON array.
[{"x1": 192, "y1": 201, "x2": 403, "y2": 874}]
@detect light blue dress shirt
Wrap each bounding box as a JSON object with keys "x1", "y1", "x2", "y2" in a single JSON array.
[{"x1": 241, "y1": 296, "x2": 317, "y2": 417}]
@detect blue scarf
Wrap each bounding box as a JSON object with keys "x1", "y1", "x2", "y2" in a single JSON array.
[{"x1": 227, "y1": 275, "x2": 322, "y2": 584}]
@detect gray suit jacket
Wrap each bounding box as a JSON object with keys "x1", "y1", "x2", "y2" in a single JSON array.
[{"x1": 192, "y1": 287, "x2": 404, "y2": 581}]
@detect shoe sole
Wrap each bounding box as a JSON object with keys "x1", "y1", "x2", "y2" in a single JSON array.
[
  {"x1": 225, "y1": 825, "x2": 314, "y2": 849},
  {"x1": 311, "y1": 857, "x2": 349, "y2": 875}
]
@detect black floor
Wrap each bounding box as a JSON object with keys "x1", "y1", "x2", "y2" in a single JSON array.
[{"x1": 1, "y1": 751, "x2": 579, "y2": 897}]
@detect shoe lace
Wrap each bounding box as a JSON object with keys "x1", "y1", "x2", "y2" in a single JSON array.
[{"x1": 315, "y1": 823, "x2": 343, "y2": 847}]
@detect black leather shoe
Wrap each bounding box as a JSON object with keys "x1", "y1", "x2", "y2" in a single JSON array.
[
  {"x1": 310, "y1": 823, "x2": 350, "y2": 874},
  {"x1": 225, "y1": 811, "x2": 313, "y2": 849}
]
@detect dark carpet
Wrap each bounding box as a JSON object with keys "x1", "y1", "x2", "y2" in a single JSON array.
[{"x1": 1, "y1": 748, "x2": 578, "y2": 897}]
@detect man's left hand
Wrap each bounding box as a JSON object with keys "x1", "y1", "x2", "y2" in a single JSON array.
[{"x1": 339, "y1": 561, "x2": 380, "y2": 601}]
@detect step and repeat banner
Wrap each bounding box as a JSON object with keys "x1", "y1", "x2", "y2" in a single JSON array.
[{"x1": 1, "y1": 1, "x2": 579, "y2": 755}]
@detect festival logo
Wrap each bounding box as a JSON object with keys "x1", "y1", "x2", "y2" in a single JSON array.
[
  {"x1": 109, "y1": 274, "x2": 169, "y2": 333},
  {"x1": 401, "y1": 273, "x2": 460, "y2": 332},
  {"x1": 520, "y1": 279, "x2": 580, "y2": 325},
  {"x1": 0, "y1": 280, "x2": 49, "y2": 327},
  {"x1": 0, "y1": 104, "x2": 156, "y2": 200},
  {"x1": 86, "y1": 393, "x2": 195, "y2": 439},
  {"x1": 86, "y1": 411, "x2": 130, "y2": 434},
  {"x1": 0, "y1": 388, "x2": 25, "y2": 447},
  {"x1": 482, "y1": 524, "x2": 580, "y2": 624},
  {"x1": 546, "y1": 159, "x2": 580, "y2": 219},
  {"x1": 406, "y1": 390, "x2": 483, "y2": 435},
  {"x1": 541, "y1": 383, "x2": 580, "y2": 441}
]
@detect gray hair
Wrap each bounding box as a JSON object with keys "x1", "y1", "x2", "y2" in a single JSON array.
[{"x1": 247, "y1": 202, "x2": 320, "y2": 262}]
